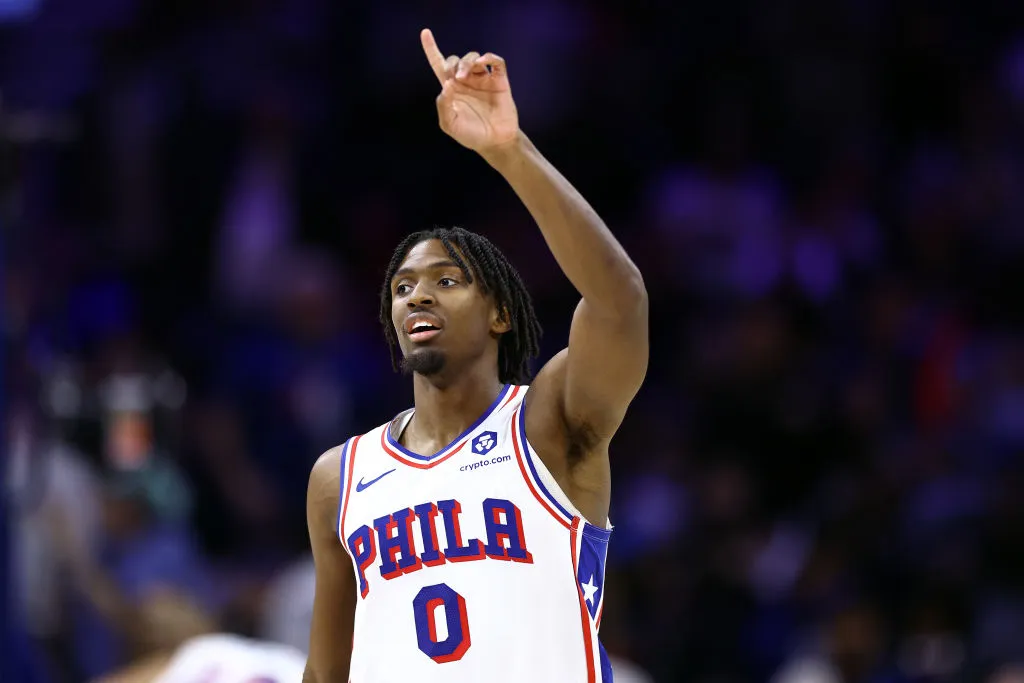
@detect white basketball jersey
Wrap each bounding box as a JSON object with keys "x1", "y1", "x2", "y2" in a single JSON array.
[
  {"x1": 336, "y1": 384, "x2": 613, "y2": 682},
  {"x1": 153, "y1": 634, "x2": 306, "y2": 683}
]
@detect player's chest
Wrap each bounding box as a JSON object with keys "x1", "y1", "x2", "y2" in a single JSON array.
[
  {"x1": 340, "y1": 443, "x2": 542, "y2": 596},
  {"x1": 346, "y1": 471, "x2": 525, "y2": 540},
  {"x1": 346, "y1": 431, "x2": 523, "y2": 519}
]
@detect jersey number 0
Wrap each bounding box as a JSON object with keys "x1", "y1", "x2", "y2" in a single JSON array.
[{"x1": 412, "y1": 583, "x2": 471, "y2": 663}]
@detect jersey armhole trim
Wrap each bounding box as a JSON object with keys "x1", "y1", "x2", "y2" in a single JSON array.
[
  {"x1": 500, "y1": 384, "x2": 524, "y2": 410},
  {"x1": 511, "y1": 405, "x2": 572, "y2": 529},
  {"x1": 516, "y1": 395, "x2": 613, "y2": 531},
  {"x1": 336, "y1": 435, "x2": 361, "y2": 545},
  {"x1": 333, "y1": 438, "x2": 352, "y2": 542}
]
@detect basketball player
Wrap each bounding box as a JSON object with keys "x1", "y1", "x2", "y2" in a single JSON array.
[{"x1": 304, "y1": 29, "x2": 648, "y2": 683}]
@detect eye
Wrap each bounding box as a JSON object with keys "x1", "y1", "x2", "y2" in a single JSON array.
[
  {"x1": 395, "y1": 283, "x2": 412, "y2": 295},
  {"x1": 439, "y1": 277, "x2": 458, "y2": 287}
]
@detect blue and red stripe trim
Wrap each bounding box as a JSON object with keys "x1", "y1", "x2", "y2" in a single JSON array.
[
  {"x1": 510, "y1": 406, "x2": 572, "y2": 529},
  {"x1": 516, "y1": 402, "x2": 576, "y2": 525},
  {"x1": 381, "y1": 384, "x2": 513, "y2": 468},
  {"x1": 337, "y1": 435, "x2": 362, "y2": 544},
  {"x1": 333, "y1": 437, "x2": 352, "y2": 540},
  {"x1": 570, "y1": 517, "x2": 598, "y2": 683}
]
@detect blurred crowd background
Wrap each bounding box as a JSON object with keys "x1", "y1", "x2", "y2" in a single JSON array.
[{"x1": 4, "y1": 1, "x2": 1024, "y2": 682}]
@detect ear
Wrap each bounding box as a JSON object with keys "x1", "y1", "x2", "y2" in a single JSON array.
[{"x1": 490, "y1": 304, "x2": 512, "y2": 335}]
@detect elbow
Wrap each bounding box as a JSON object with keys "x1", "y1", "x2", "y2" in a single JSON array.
[
  {"x1": 587, "y1": 261, "x2": 647, "y2": 319},
  {"x1": 623, "y1": 268, "x2": 648, "y2": 317}
]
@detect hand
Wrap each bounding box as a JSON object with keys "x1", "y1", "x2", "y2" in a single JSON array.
[{"x1": 421, "y1": 28, "x2": 519, "y2": 153}]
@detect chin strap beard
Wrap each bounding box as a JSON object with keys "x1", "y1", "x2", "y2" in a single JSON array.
[{"x1": 401, "y1": 349, "x2": 447, "y2": 376}]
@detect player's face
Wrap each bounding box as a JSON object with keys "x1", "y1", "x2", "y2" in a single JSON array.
[{"x1": 390, "y1": 239, "x2": 509, "y2": 376}]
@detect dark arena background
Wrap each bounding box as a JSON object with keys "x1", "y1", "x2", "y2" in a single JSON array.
[{"x1": 4, "y1": 1, "x2": 1024, "y2": 681}]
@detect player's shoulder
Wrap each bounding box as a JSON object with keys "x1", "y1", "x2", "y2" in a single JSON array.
[
  {"x1": 496, "y1": 383, "x2": 531, "y2": 408},
  {"x1": 309, "y1": 417, "x2": 394, "y2": 478},
  {"x1": 489, "y1": 383, "x2": 530, "y2": 422},
  {"x1": 309, "y1": 443, "x2": 344, "y2": 486},
  {"x1": 507, "y1": 382, "x2": 532, "y2": 397},
  {"x1": 307, "y1": 453, "x2": 341, "y2": 530},
  {"x1": 525, "y1": 351, "x2": 567, "y2": 406},
  {"x1": 309, "y1": 414, "x2": 403, "y2": 487}
]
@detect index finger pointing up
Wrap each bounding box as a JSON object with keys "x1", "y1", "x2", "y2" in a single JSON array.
[{"x1": 421, "y1": 29, "x2": 447, "y2": 84}]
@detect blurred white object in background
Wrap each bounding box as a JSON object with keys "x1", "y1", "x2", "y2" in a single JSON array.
[
  {"x1": 608, "y1": 655, "x2": 656, "y2": 683},
  {"x1": 151, "y1": 634, "x2": 305, "y2": 683},
  {"x1": 771, "y1": 657, "x2": 842, "y2": 683},
  {"x1": 258, "y1": 556, "x2": 316, "y2": 653},
  {"x1": 8, "y1": 405, "x2": 103, "y2": 636}
]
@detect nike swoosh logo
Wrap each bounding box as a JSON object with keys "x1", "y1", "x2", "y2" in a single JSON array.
[{"x1": 356, "y1": 468, "x2": 396, "y2": 492}]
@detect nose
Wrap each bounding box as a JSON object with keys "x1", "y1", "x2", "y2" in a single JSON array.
[{"x1": 406, "y1": 281, "x2": 434, "y2": 308}]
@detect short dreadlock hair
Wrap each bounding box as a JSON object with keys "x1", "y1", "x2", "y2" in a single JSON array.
[{"x1": 379, "y1": 226, "x2": 542, "y2": 385}]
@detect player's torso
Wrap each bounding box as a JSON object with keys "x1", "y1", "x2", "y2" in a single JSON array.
[{"x1": 337, "y1": 384, "x2": 613, "y2": 683}]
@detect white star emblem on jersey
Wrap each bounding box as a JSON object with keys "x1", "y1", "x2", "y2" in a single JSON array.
[{"x1": 581, "y1": 574, "x2": 599, "y2": 605}]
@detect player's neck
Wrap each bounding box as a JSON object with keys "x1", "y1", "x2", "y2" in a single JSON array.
[{"x1": 409, "y1": 366, "x2": 505, "y2": 448}]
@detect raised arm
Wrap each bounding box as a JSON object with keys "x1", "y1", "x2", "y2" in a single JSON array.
[
  {"x1": 303, "y1": 447, "x2": 356, "y2": 683},
  {"x1": 419, "y1": 28, "x2": 648, "y2": 446},
  {"x1": 482, "y1": 134, "x2": 648, "y2": 439}
]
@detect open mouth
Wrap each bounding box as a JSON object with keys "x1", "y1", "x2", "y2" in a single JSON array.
[
  {"x1": 409, "y1": 322, "x2": 441, "y2": 342},
  {"x1": 405, "y1": 315, "x2": 444, "y2": 343}
]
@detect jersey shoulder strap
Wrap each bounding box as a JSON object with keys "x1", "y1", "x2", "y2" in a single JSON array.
[{"x1": 333, "y1": 419, "x2": 392, "y2": 544}]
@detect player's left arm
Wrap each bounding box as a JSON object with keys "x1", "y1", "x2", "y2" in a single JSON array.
[
  {"x1": 485, "y1": 135, "x2": 648, "y2": 439},
  {"x1": 420, "y1": 29, "x2": 649, "y2": 443},
  {"x1": 417, "y1": 28, "x2": 643, "y2": 444}
]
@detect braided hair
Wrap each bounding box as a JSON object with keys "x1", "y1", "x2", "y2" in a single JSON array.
[{"x1": 379, "y1": 227, "x2": 542, "y2": 385}]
